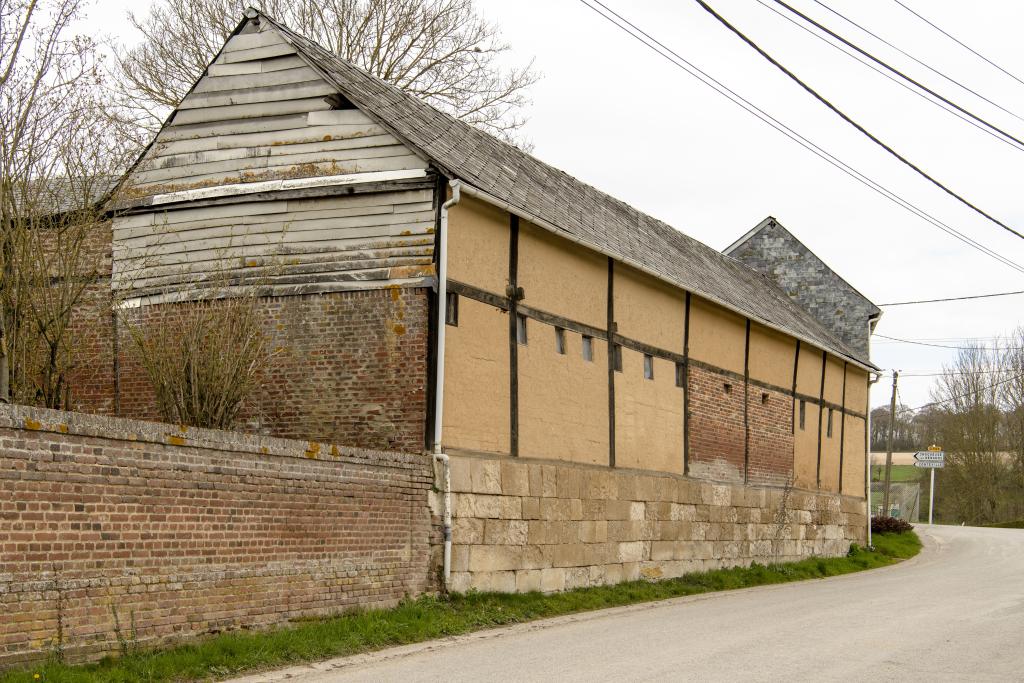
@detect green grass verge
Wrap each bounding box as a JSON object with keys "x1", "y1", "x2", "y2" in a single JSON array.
[
  {"x1": 871, "y1": 465, "x2": 925, "y2": 483},
  {"x1": 4, "y1": 531, "x2": 921, "y2": 683},
  {"x1": 983, "y1": 520, "x2": 1024, "y2": 529}
]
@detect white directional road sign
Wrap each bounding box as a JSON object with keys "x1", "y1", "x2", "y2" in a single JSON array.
[
  {"x1": 914, "y1": 460, "x2": 944, "y2": 469},
  {"x1": 914, "y1": 450, "x2": 945, "y2": 463}
]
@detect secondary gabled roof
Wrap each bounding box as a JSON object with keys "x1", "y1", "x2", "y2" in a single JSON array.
[
  {"x1": 187, "y1": 10, "x2": 876, "y2": 369},
  {"x1": 725, "y1": 216, "x2": 882, "y2": 319}
]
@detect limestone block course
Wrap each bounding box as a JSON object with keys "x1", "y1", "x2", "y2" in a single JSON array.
[{"x1": 446, "y1": 453, "x2": 866, "y2": 593}]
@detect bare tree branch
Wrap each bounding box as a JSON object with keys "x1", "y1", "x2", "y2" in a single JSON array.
[{"x1": 109, "y1": 0, "x2": 538, "y2": 145}]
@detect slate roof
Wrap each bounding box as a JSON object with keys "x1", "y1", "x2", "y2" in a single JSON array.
[
  {"x1": 725, "y1": 217, "x2": 882, "y2": 318},
  {"x1": 257, "y1": 11, "x2": 874, "y2": 369},
  {"x1": 14, "y1": 176, "x2": 117, "y2": 217}
]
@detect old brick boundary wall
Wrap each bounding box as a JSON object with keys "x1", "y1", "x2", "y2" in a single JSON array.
[
  {"x1": 0, "y1": 405, "x2": 434, "y2": 667},
  {"x1": 445, "y1": 452, "x2": 866, "y2": 593}
]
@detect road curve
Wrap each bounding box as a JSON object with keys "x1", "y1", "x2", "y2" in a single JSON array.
[{"x1": 234, "y1": 525, "x2": 1024, "y2": 682}]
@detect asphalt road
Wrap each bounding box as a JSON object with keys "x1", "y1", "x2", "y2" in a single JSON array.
[{"x1": 234, "y1": 525, "x2": 1024, "y2": 682}]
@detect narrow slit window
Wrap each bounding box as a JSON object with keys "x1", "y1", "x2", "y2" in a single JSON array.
[
  {"x1": 555, "y1": 327, "x2": 566, "y2": 355},
  {"x1": 675, "y1": 362, "x2": 685, "y2": 388},
  {"x1": 516, "y1": 314, "x2": 528, "y2": 345},
  {"x1": 827, "y1": 408, "x2": 834, "y2": 438},
  {"x1": 761, "y1": 392, "x2": 769, "y2": 405},
  {"x1": 613, "y1": 344, "x2": 623, "y2": 372},
  {"x1": 582, "y1": 335, "x2": 594, "y2": 362},
  {"x1": 723, "y1": 382, "x2": 732, "y2": 394},
  {"x1": 445, "y1": 292, "x2": 459, "y2": 327},
  {"x1": 643, "y1": 354, "x2": 654, "y2": 380},
  {"x1": 799, "y1": 400, "x2": 806, "y2": 430}
]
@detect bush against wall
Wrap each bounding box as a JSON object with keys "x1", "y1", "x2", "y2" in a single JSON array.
[{"x1": 122, "y1": 290, "x2": 275, "y2": 430}]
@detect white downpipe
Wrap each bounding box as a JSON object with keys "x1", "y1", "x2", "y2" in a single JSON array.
[
  {"x1": 866, "y1": 317, "x2": 880, "y2": 549},
  {"x1": 433, "y1": 181, "x2": 461, "y2": 588}
]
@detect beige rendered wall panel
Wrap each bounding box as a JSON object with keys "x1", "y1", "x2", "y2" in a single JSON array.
[
  {"x1": 748, "y1": 323, "x2": 797, "y2": 388},
  {"x1": 519, "y1": 323, "x2": 609, "y2": 465},
  {"x1": 615, "y1": 350, "x2": 683, "y2": 474},
  {"x1": 794, "y1": 403, "x2": 819, "y2": 489},
  {"x1": 447, "y1": 196, "x2": 509, "y2": 295},
  {"x1": 687, "y1": 297, "x2": 746, "y2": 375},
  {"x1": 613, "y1": 264, "x2": 685, "y2": 352},
  {"x1": 819, "y1": 408, "x2": 842, "y2": 492},
  {"x1": 845, "y1": 367, "x2": 869, "y2": 410},
  {"x1": 795, "y1": 343, "x2": 824, "y2": 397},
  {"x1": 823, "y1": 356, "x2": 846, "y2": 405},
  {"x1": 517, "y1": 222, "x2": 607, "y2": 329},
  {"x1": 442, "y1": 298, "x2": 510, "y2": 454},
  {"x1": 842, "y1": 415, "x2": 866, "y2": 498}
]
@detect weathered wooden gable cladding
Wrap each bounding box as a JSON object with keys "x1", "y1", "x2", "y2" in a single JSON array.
[
  {"x1": 130, "y1": 27, "x2": 426, "y2": 195},
  {"x1": 113, "y1": 22, "x2": 437, "y2": 302},
  {"x1": 114, "y1": 188, "x2": 436, "y2": 298}
]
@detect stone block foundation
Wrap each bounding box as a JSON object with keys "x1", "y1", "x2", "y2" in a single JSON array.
[{"x1": 443, "y1": 452, "x2": 866, "y2": 593}]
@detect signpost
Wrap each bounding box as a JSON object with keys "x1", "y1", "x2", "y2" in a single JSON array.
[{"x1": 914, "y1": 446, "x2": 944, "y2": 524}]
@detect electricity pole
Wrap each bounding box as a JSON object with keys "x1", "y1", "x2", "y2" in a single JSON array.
[{"x1": 881, "y1": 371, "x2": 898, "y2": 515}]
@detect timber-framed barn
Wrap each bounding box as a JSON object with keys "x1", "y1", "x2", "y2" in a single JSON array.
[{"x1": 94, "y1": 8, "x2": 880, "y2": 590}]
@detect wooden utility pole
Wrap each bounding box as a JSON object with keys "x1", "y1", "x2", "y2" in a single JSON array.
[{"x1": 881, "y1": 371, "x2": 899, "y2": 515}]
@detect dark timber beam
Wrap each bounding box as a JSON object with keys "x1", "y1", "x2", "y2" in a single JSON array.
[
  {"x1": 838, "y1": 361, "x2": 848, "y2": 493},
  {"x1": 607, "y1": 258, "x2": 616, "y2": 468},
  {"x1": 683, "y1": 292, "x2": 691, "y2": 475},
  {"x1": 508, "y1": 214, "x2": 520, "y2": 457},
  {"x1": 743, "y1": 319, "x2": 751, "y2": 484},
  {"x1": 816, "y1": 350, "x2": 827, "y2": 490}
]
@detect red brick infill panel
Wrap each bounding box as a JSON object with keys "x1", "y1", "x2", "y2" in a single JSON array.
[
  {"x1": 746, "y1": 385, "x2": 795, "y2": 487},
  {"x1": 687, "y1": 365, "x2": 745, "y2": 482}
]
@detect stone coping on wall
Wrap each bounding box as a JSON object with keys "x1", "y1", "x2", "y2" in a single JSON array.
[
  {"x1": 442, "y1": 447, "x2": 868, "y2": 502},
  {"x1": 0, "y1": 403, "x2": 425, "y2": 471}
]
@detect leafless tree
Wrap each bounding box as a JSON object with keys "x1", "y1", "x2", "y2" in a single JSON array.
[
  {"x1": 0, "y1": 0, "x2": 128, "y2": 407},
  {"x1": 928, "y1": 341, "x2": 1023, "y2": 524},
  {"x1": 111, "y1": 0, "x2": 537, "y2": 147}
]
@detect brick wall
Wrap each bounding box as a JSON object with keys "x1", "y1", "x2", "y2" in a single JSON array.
[
  {"x1": 0, "y1": 405, "x2": 434, "y2": 667},
  {"x1": 687, "y1": 364, "x2": 745, "y2": 482},
  {"x1": 65, "y1": 280, "x2": 116, "y2": 415},
  {"x1": 746, "y1": 385, "x2": 795, "y2": 486},
  {"x1": 116, "y1": 287, "x2": 430, "y2": 453},
  {"x1": 445, "y1": 453, "x2": 866, "y2": 593}
]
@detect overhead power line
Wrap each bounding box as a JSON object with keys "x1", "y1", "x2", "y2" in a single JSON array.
[
  {"x1": 754, "y1": 0, "x2": 1024, "y2": 153},
  {"x1": 878, "y1": 289, "x2": 1024, "y2": 306},
  {"x1": 875, "y1": 335, "x2": 1004, "y2": 343},
  {"x1": 883, "y1": 368, "x2": 1006, "y2": 378},
  {"x1": 575, "y1": 1, "x2": 1024, "y2": 276},
  {"x1": 904, "y1": 370, "x2": 1024, "y2": 413},
  {"x1": 812, "y1": 0, "x2": 1024, "y2": 125},
  {"x1": 873, "y1": 333, "x2": 1023, "y2": 350},
  {"x1": 694, "y1": 0, "x2": 1024, "y2": 241},
  {"x1": 891, "y1": 0, "x2": 1024, "y2": 90}
]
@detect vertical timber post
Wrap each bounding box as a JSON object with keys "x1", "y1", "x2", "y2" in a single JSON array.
[
  {"x1": 838, "y1": 362, "x2": 848, "y2": 493},
  {"x1": 683, "y1": 292, "x2": 691, "y2": 475},
  {"x1": 743, "y1": 319, "x2": 751, "y2": 484},
  {"x1": 816, "y1": 350, "x2": 827, "y2": 489},
  {"x1": 508, "y1": 214, "x2": 519, "y2": 457},
  {"x1": 607, "y1": 258, "x2": 616, "y2": 468}
]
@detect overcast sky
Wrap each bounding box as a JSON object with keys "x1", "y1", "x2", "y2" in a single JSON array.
[{"x1": 83, "y1": 0, "x2": 1024, "y2": 409}]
